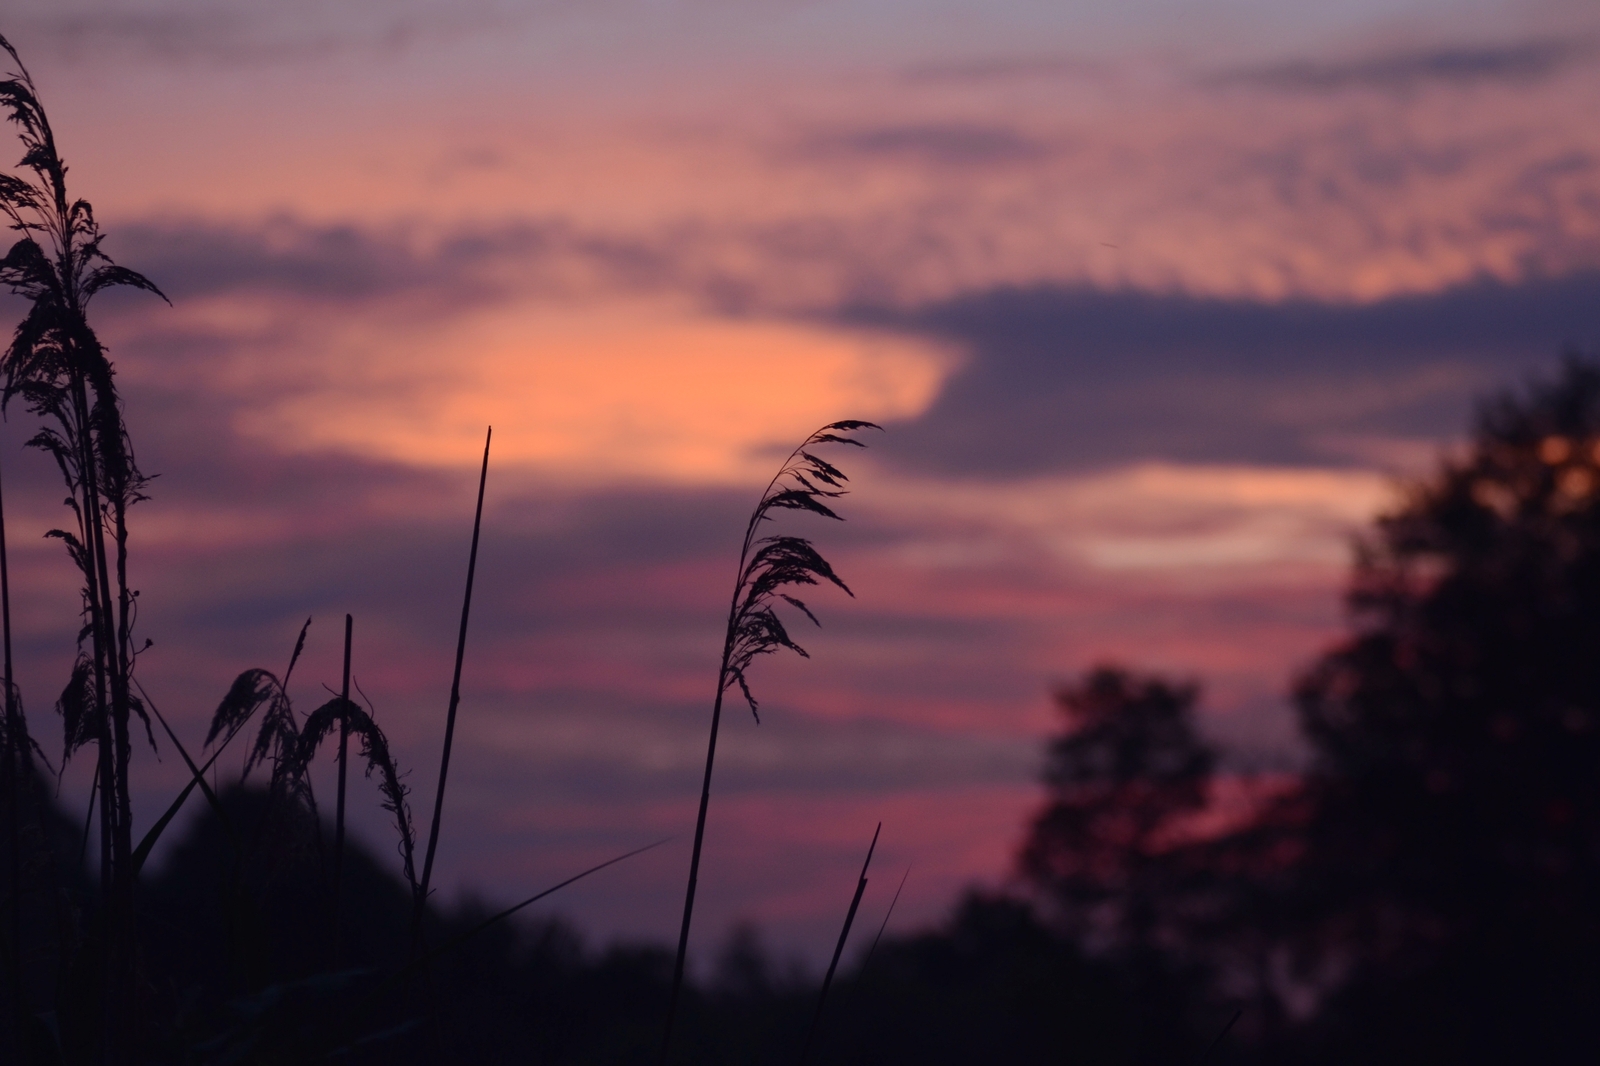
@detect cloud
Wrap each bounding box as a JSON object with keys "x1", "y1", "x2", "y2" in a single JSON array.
[
  {"x1": 805, "y1": 123, "x2": 1050, "y2": 167},
  {"x1": 848, "y1": 270, "x2": 1600, "y2": 477},
  {"x1": 900, "y1": 54, "x2": 1111, "y2": 85},
  {"x1": 95, "y1": 96, "x2": 1600, "y2": 325},
  {"x1": 100, "y1": 217, "x2": 673, "y2": 307},
  {"x1": 75, "y1": 216, "x2": 956, "y2": 486},
  {"x1": 80, "y1": 213, "x2": 1600, "y2": 488},
  {"x1": 4, "y1": 1, "x2": 526, "y2": 67},
  {"x1": 1212, "y1": 38, "x2": 1594, "y2": 94}
]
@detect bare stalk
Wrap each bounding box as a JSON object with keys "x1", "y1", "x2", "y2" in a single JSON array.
[
  {"x1": 333, "y1": 613, "x2": 352, "y2": 963},
  {"x1": 0, "y1": 447, "x2": 18, "y2": 1048},
  {"x1": 413, "y1": 427, "x2": 491, "y2": 948}
]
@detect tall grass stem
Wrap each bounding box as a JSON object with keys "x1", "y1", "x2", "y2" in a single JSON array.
[
  {"x1": 414, "y1": 426, "x2": 491, "y2": 948},
  {"x1": 1196, "y1": 1009, "x2": 1243, "y2": 1065},
  {"x1": 0, "y1": 449, "x2": 18, "y2": 1048},
  {"x1": 333, "y1": 613, "x2": 352, "y2": 963},
  {"x1": 661, "y1": 686, "x2": 725, "y2": 1063}
]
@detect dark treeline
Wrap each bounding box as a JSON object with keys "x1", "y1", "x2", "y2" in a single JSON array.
[{"x1": 0, "y1": 777, "x2": 1195, "y2": 1064}]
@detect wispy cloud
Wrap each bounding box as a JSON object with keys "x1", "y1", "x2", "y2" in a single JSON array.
[
  {"x1": 5, "y1": 0, "x2": 524, "y2": 66},
  {"x1": 1211, "y1": 38, "x2": 1594, "y2": 94},
  {"x1": 900, "y1": 54, "x2": 1111, "y2": 85},
  {"x1": 805, "y1": 123, "x2": 1049, "y2": 167},
  {"x1": 104, "y1": 217, "x2": 672, "y2": 307}
]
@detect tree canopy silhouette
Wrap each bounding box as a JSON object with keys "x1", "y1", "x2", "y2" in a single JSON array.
[
  {"x1": 1284, "y1": 357, "x2": 1600, "y2": 1062},
  {"x1": 1018, "y1": 359, "x2": 1600, "y2": 1064},
  {"x1": 1019, "y1": 667, "x2": 1213, "y2": 958}
]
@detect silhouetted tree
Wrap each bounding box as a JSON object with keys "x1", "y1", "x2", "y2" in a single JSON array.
[
  {"x1": 1019, "y1": 666, "x2": 1215, "y2": 959},
  {"x1": 1285, "y1": 357, "x2": 1600, "y2": 1062}
]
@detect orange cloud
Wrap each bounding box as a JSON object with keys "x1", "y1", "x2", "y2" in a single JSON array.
[{"x1": 209, "y1": 295, "x2": 956, "y2": 483}]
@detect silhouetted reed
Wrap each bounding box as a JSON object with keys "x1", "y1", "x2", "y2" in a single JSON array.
[
  {"x1": 661, "y1": 420, "x2": 880, "y2": 1064},
  {"x1": 126, "y1": 622, "x2": 313, "y2": 883},
  {"x1": 205, "y1": 634, "x2": 315, "y2": 805},
  {"x1": 300, "y1": 693, "x2": 419, "y2": 905},
  {"x1": 335, "y1": 615, "x2": 353, "y2": 954},
  {"x1": 0, "y1": 32, "x2": 168, "y2": 1055},
  {"x1": 415, "y1": 426, "x2": 491, "y2": 948},
  {"x1": 127, "y1": 624, "x2": 316, "y2": 881}
]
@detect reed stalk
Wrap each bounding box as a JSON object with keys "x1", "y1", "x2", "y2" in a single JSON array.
[
  {"x1": 661, "y1": 420, "x2": 878, "y2": 1064},
  {"x1": 333, "y1": 613, "x2": 352, "y2": 963},
  {"x1": 824, "y1": 862, "x2": 908, "y2": 1062},
  {"x1": 413, "y1": 426, "x2": 491, "y2": 949},
  {"x1": 0, "y1": 442, "x2": 18, "y2": 1053},
  {"x1": 0, "y1": 35, "x2": 165, "y2": 1057}
]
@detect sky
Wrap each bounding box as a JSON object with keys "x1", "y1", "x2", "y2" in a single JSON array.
[{"x1": 2, "y1": 0, "x2": 1599, "y2": 971}]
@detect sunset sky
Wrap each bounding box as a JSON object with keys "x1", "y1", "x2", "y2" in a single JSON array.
[{"x1": 3, "y1": 0, "x2": 1599, "y2": 970}]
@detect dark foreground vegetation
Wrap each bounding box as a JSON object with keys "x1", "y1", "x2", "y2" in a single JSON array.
[
  {"x1": 5, "y1": 26, "x2": 1600, "y2": 1066},
  {"x1": 4, "y1": 780, "x2": 1197, "y2": 1064}
]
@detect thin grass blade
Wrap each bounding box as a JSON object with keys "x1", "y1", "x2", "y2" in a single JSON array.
[
  {"x1": 800, "y1": 822, "x2": 881, "y2": 1066},
  {"x1": 863, "y1": 864, "x2": 910, "y2": 969},
  {"x1": 333, "y1": 613, "x2": 353, "y2": 964},
  {"x1": 130, "y1": 683, "x2": 240, "y2": 876},
  {"x1": 414, "y1": 426, "x2": 491, "y2": 949},
  {"x1": 1195, "y1": 1009, "x2": 1243, "y2": 1065},
  {"x1": 320, "y1": 837, "x2": 672, "y2": 1058}
]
